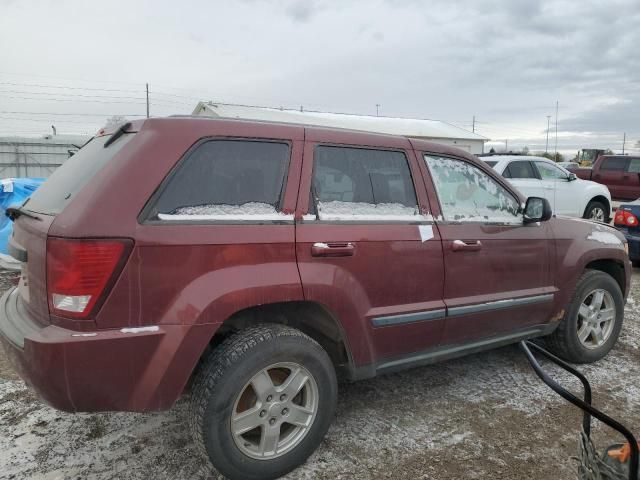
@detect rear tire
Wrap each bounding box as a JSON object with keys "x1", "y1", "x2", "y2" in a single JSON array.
[
  {"x1": 584, "y1": 201, "x2": 608, "y2": 223},
  {"x1": 545, "y1": 270, "x2": 624, "y2": 363},
  {"x1": 632, "y1": 260, "x2": 640, "y2": 269},
  {"x1": 190, "y1": 324, "x2": 338, "y2": 480}
]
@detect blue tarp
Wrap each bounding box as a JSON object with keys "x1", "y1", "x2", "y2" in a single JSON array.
[{"x1": 0, "y1": 178, "x2": 45, "y2": 254}]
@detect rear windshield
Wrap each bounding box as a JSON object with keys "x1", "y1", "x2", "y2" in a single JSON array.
[
  {"x1": 484, "y1": 161, "x2": 498, "y2": 167},
  {"x1": 24, "y1": 133, "x2": 134, "y2": 215}
]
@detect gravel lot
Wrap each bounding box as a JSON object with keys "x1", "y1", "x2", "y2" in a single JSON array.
[{"x1": 1, "y1": 268, "x2": 638, "y2": 480}]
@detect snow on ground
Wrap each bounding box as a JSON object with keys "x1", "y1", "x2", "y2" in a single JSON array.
[{"x1": 0, "y1": 269, "x2": 639, "y2": 479}]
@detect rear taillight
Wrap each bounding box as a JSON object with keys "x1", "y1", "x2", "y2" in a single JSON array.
[
  {"x1": 614, "y1": 210, "x2": 639, "y2": 227},
  {"x1": 46, "y1": 238, "x2": 131, "y2": 319}
]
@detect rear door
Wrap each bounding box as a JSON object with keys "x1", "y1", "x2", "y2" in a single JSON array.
[
  {"x1": 295, "y1": 129, "x2": 446, "y2": 367},
  {"x1": 501, "y1": 160, "x2": 545, "y2": 203},
  {"x1": 623, "y1": 158, "x2": 640, "y2": 200},
  {"x1": 420, "y1": 153, "x2": 555, "y2": 345},
  {"x1": 594, "y1": 157, "x2": 629, "y2": 199}
]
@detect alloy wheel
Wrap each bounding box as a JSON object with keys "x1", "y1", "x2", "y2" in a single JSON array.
[
  {"x1": 231, "y1": 362, "x2": 319, "y2": 460},
  {"x1": 589, "y1": 207, "x2": 605, "y2": 222},
  {"x1": 576, "y1": 288, "x2": 616, "y2": 349}
]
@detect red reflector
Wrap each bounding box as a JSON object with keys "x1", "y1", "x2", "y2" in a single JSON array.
[
  {"x1": 614, "y1": 210, "x2": 639, "y2": 227},
  {"x1": 47, "y1": 238, "x2": 130, "y2": 319}
]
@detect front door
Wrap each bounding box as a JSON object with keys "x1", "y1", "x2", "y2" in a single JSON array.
[
  {"x1": 295, "y1": 130, "x2": 446, "y2": 368},
  {"x1": 623, "y1": 158, "x2": 640, "y2": 201},
  {"x1": 421, "y1": 154, "x2": 555, "y2": 345},
  {"x1": 533, "y1": 160, "x2": 576, "y2": 217}
]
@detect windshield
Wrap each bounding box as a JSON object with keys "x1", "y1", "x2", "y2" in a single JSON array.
[{"x1": 24, "y1": 134, "x2": 134, "y2": 215}]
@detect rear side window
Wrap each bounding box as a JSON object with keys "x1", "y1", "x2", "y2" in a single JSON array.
[
  {"x1": 153, "y1": 140, "x2": 290, "y2": 221},
  {"x1": 312, "y1": 146, "x2": 420, "y2": 220},
  {"x1": 627, "y1": 158, "x2": 640, "y2": 173},
  {"x1": 25, "y1": 134, "x2": 134, "y2": 215},
  {"x1": 601, "y1": 157, "x2": 628, "y2": 171},
  {"x1": 504, "y1": 161, "x2": 537, "y2": 179}
]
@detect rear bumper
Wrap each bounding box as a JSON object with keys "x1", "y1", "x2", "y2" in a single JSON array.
[{"x1": 0, "y1": 287, "x2": 219, "y2": 412}]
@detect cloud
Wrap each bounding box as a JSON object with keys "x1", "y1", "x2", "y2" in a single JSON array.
[
  {"x1": 0, "y1": 0, "x2": 638, "y2": 152},
  {"x1": 284, "y1": 0, "x2": 322, "y2": 22}
]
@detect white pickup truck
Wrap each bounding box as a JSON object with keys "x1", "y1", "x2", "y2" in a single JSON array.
[{"x1": 482, "y1": 155, "x2": 612, "y2": 222}]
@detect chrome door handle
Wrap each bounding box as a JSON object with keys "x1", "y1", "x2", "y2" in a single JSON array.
[
  {"x1": 451, "y1": 240, "x2": 482, "y2": 252},
  {"x1": 311, "y1": 242, "x2": 355, "y2": 257}
]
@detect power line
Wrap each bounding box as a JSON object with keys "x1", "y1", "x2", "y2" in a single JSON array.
[
  {"x1": 0, "y1": 111, "x2": 147, "y2": 116},
  {"x1": 0, "y1": 70, "x2": 144, "y2": 87},
  {"x1": 0, "y1": 81, "x2": 142, "y2": 94},
  {"x1": 0, "y1": 88, "x2": 146, "y2": 100},
  {"x1": 0, "y1": 94, "x2": 147, "y2": 105}
]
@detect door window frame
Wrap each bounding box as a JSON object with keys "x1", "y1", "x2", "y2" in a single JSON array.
[
  {"x1": 139, "y1": 136, "x2": 295, "y2": 225},
  {"x1": 300, "y1": 142, "x2": 433, "y2": 224},
  {"x1": 420, "y1": 152, "x2": 525, "y2": 225},
  {"x1": 600, "y1": 157, "x2": 630, "y2": 171},
  {"x1": 504, "y1": 160, "x2": 541, "y2": 180},
  {"x1": 532, "y1": 160, "x2": 569, "y2": 181}
]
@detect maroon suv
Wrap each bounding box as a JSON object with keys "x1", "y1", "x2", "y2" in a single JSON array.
[{"x1": 0, "y1": 117, "x2": 631, "y2": 479}]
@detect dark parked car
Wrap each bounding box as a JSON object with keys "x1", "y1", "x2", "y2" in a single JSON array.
[
  {"x1": 0, "y1": 118, "x2": 631, "y2": 480},
  {"x1": 614, "y1": 199, "x2": 640, "y2": 267},
  {"x1": 568, "y1": 155, "x2": 640, "y2": 201}
]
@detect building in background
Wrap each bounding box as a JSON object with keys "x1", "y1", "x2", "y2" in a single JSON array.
[
  {"x1": 192, "y1": 102, "x2": 487, "y2": 154},
  {"x1": 0, "y1": 134, "x2": 91, "y2": 179}
]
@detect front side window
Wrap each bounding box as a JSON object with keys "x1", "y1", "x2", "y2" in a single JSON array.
[
  {"x1": 152, "y1": 140, "x2": 290, "y2": 221},
  {"x1": 312, "y1": 146, "x2": 420, "y2": 220},
  {"x1": 534, "y1": 161, "x2": 568, "y2": 180},
  {"x1": 504, "y1": 161, "x2": 537, "y2": 179},
  {"x1": 425, "y1": 155, "x2": 521, "y2": 223},
  {"x1": 601, "y1": 157, "x2": 628, "y2": 171},
  {"x1": 627, "y1": 158, "x2": 640, "y2": 173}
]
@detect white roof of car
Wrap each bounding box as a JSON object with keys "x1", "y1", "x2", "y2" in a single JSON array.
[
  {"x1": 481, "y1": 155, "x2": 570, "y2": 173},
  {"x1": 192, "y1": 102, "x2": 487, "y2": 141}
]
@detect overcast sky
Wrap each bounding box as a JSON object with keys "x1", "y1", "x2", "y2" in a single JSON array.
[{"x1": 1, "y1": 0, "x2": 639, "y2": 156}]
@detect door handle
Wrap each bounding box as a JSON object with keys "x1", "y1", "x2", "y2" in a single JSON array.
[
  {"x1": 451, "y1": 240, "x2": 482, "y2": 252},
  {"x1": 311, "y1": 242, "x2": 355, "y2": 257}
]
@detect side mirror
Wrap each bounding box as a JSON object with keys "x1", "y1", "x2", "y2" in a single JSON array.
[
  {"x1": 523, "y1": 197, "x2": 552, "y2": 223},
  {"x1": 567, "y1": 172, "x2": 577, "y2": 182}
]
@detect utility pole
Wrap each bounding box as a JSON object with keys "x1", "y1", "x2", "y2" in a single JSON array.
[
  {"x1": 545, "y1": 116, "x2": 551, "y2": 153},
  {"x1": 146, "y1": 83, "x2": 150, "y2": 118},
  {"x1": 376, "y1": 104, "x2": 380, "y2": 117},
  {"x1": 554, "y1": 100, "x2": 559, "y2": 160},
  {"x1": 472, "y1": 115, "x2": 475, "y2": 132},
  {"x1": 622, "y1": 132, "x2": 626, "y2": 154},
  {"x1": 505, "y1": 139, "x2": 508, "y2": 151}
]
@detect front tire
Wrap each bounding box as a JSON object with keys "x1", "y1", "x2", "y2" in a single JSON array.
[
  {"x1": 584, "y1": 200, "x2": 608, "y2": 223},
  {"x1": 190, "y1": 324, "x2": 338, "y2": 480},
  {"x1": 545, "y1": 270, "x2": 624, "y2": 363}
]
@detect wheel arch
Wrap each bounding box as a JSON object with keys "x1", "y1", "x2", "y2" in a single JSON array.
[
  {"x1": 191, "y1": 300, "x2": 356, "y2": 385},
  {"x1": 584, "y1": 194, "x2": 611, "y2": 221},
  {"x1": 584, "y1": 258, "x2": 626, "y2": 295}
]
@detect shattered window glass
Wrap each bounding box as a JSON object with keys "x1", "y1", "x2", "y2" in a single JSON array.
[{"x1": 425, "y1": 155, "x2": 521, "y2": 223}]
